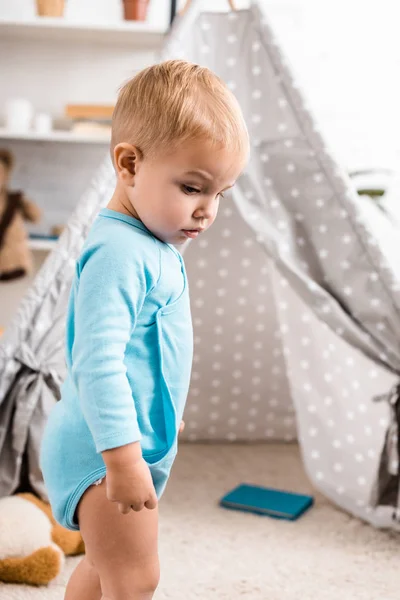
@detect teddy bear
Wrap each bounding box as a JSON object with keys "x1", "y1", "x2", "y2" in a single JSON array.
[
  {"x1": 0, "y1": 493, "x2": 84, "y2": 586},
  {"x1": 0, "y1": 148, "x2": 41, "y2": 281}
]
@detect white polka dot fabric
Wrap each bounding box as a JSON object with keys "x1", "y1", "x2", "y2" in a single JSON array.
[
  {"x1": 160, "y1": 4, "x2": 400, "y2": 528},
  {"x1": 270, "y1": 266, "x2": 397, "y2": 528},
  {"x1": 183, "y1": 200, "x2": 295, "y2": 443}
]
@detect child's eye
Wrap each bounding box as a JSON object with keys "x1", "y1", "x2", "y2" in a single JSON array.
[{"x1": 182, "y1": 185, "x2": 201, "y2": 195}]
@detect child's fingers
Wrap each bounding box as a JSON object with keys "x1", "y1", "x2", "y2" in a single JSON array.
[
  {"x1": 179, "y1": 421, "x2": 185, "y2": 434},
  {"x1": 144, "y1": 493, "x2": 158, "y2": 510},
  {"x1": 130, "y1": 501, "x2": 145, "y2": 512},
  {"x1": 118, "y1": 502, "x2": 132, "y2": 515}
]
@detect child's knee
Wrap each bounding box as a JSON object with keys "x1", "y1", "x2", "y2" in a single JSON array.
[{"x1": 102, "y1": 561, "x2": 160, "y2": 599}]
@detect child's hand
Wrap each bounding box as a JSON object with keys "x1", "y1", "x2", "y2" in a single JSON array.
[
  {"x1": 106, "y1": 457, "x2": 158, "y2": 514},
  {"x1": 179, "y1": 420, "x2": 185, "y2": 435},
  {"x1": 102, "y1": 442, "x2": 158, "y2": 514}
]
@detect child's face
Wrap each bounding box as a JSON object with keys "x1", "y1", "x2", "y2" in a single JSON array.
[{"x1": 123, "y1": 139, "x2": 245, "y2": 245}]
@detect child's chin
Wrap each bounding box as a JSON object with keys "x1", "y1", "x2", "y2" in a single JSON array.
[{"x1": 170, "y1": 232, "x2": 189, "y2": 245}]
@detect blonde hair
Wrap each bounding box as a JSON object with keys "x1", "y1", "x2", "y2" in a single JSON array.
[{"x1": 111, "y1": 59, "x2": 249, "y2": 161}]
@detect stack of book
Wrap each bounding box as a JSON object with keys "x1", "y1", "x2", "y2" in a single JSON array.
[{"x1": 65, "y1": 104, "x2": 113, "y2": 137}]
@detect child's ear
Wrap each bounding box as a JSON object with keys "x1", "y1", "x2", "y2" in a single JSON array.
[{"x1": 113, "y1": 143, "x2": 142, "y2": 185}]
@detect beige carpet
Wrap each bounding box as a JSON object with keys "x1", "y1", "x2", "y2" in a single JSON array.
[{"x1": 1, "y1": 443, "x2": 399, "y2": 600}]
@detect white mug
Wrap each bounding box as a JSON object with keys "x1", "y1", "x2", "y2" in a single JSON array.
[
  {"x1": 34, "y1": 112, "x2": 52, "y2": 134},
  {"x1": 5, "y1": 98, "x2": 34, "y2": 133}
]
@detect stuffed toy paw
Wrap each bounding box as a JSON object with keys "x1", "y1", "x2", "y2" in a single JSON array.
[
  {"x1": 0, "y1": 148, "x2": 41, "y2": 281},
  {"x1": 0, "y1": 493, "x2": 84, "y2": 586}
]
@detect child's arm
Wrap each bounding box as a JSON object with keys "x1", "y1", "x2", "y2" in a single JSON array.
[
  {"x1": 71, "y1": 239, "x2": 159, "y2": 511},
  {"x1": 71, "y1": 243, "x2": 146, "y2": 452}
]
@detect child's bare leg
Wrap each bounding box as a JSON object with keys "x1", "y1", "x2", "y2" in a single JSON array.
[
  {"x1": 77, "y1": 480, "x2": 160, "y2": 600},
  {"x1": 64, "y1": 555, "x2": 102, "y2": 600}
]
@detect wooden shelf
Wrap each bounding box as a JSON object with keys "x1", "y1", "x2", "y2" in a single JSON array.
[
  {"x1": 0, "y1": 16, "x2": 166, "y2": 47},
  {"x1": 0, "y1": 128, "x2": 110, "y2": 144},
  {"x1": 29, "y1": 238, "x2": 57, "y2": 251}
]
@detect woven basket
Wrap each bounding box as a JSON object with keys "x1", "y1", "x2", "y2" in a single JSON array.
[{"x1": 36, "y1": 0, "x2": 65, "y2": 17}]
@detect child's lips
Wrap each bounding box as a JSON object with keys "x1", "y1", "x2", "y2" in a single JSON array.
[{"x1": 182, "y1": 228, "x2": 204, "y2": 239}]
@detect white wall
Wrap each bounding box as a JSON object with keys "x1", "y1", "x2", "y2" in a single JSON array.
[{"x1": 259, "y1": 0, "x2": 400, "y2": 172}]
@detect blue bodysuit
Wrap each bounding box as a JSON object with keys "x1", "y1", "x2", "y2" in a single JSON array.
[{"x1": 40, "y1": 208, "x2": 193, "y2": 531}]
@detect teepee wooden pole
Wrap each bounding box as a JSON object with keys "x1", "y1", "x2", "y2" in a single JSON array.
[{"x1": 179, "y1": 0, "x2": 236, "y2": 16}]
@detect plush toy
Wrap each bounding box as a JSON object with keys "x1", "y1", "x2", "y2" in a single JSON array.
[
  {"x1": 0, "y1": 493, "x2": 84, "y2": 586},
  {"x1": 0, "y1": 149, "x2": 41, "y2": 281}
]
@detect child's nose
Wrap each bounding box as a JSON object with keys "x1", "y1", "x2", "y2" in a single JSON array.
[{"x1": 193, "y1": 200, "x2": 216, "y2": 221}]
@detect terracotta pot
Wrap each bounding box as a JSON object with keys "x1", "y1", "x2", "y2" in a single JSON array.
[
  {"x1": 123, "y1": 0, "x2": 150, "y2": 21},
  {"x1": 36, "y1": 0, "x2": 65, "y2": 17}
]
